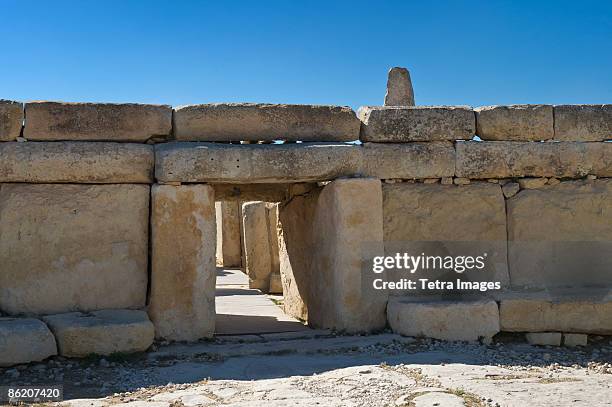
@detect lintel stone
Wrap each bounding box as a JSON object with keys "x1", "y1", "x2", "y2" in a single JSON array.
[
  {"x1": 0, "y1": 100, "x2": 23, "y2": 141},
  {"x1": 475, "y1": 105, "x2": 553, "y2": 141},
  {"x1": 362, "y1": 142, "x2": 455, "y2": 179},
  {"x1": 554, "y1": 104, "x2": 612, "y2": 141}
]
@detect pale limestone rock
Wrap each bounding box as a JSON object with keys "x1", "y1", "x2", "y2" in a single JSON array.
[
  {"x1": 413, "y1": 392, "x2": 465, "y2": 407},
  {"x1": 382, "y1": 183, "x2": 509, "y2": 289},
  {"x1": 387, "y1": 298, "x2": 500, "y2": 342},
  {"x1": 218, "y1": 201, "x2": 242, "y2": 268},
  {"x1": 242, "y1": 202, "x2": 274, "y2": 291},
  {"x1": 441, "y1": 177, "x2": 453, "y2": 185},
  {"x1": 526, "y1": 332, "x2": 561, "y2": 346},
  {"x1": 507, "y1": 180, "x2": 612, "y2": 289},
  {"x1": 554, "y1": 105, "x2": 612, "y2": 141},
  {"x1": 586, "y1": 174, "x2": 597, "y2": 180},
  {"x1": 423, "y1": 178, "x2": 440, "y2": 184},
  {"x1": 0, "y1": 184, "x2": 149, "y2": 315},
  {"x1": 278, "y1": 178, "x2": 387, "y2": 332},
  {"x1": 43, "y1": 310, "x2": 154, "y2": 357},
  {"x1": 456, "y1": 141, "x2": 612, "y2": 179},
  {"x1": 155, "y1": 142, "x2": 361, "y2": 183},
  {"x1": 384, "y1": 67, "x2": 415, "y2": 106},
  {"x1": 362, "y1": 142, "x2": 455, "y2": 179},
  {"x1": 0, "y1": 141, "x2": 153, "y2": 183},
  {"x1": 453, "y1": 177, "x2": 470, "y2": 185},
  {"x1": 0, "y1": 100, "x2": 23, "y2": 141},
  {"x1": 564, "y1": 333, "x2": 588, "y2": 347},
  {"x1": 269, "y1": 272, "x2": 283, "y2": 294},
  {"x1": 518, "y1": 177, "x2": 548, "y2": 189},
  {"x1": 547, "y1": 177, "x2": 561, "y2": 186},
  {"x1": 359, "y1": 106, "x2": 474, "y2": 142},
  {"x1": 499, "y1": 291, "x2": 612, "y2": 334},
  {"x1": 502, "y1": 182, "x2": 520, "y2": 198},
  {"x1": 173, "y1": 103, "x2": 360, "y2": 142},
  {"x1": 0, "y1": 318, "x2": 57, "y2": 367},
  {"x1": 475, "y1": 105, "x2": 553, "y2": 141},
  {"x1": 24, "y1": 101, "x2": 171, "y2": 142},
  {"x1": 149, "y1": 184, "x2": 216, "y2": 341}
]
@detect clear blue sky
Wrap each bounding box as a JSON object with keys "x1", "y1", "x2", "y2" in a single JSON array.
[{"x1": 1, "y1": 1, "x2": 610, "y2": 109}]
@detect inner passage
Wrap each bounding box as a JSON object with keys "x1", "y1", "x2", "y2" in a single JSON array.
[{"x1": 214, "y1": 200, "x2": 309, "y2": 335}]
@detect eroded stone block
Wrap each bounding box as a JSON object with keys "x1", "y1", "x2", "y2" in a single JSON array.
[
  {"x1": 218, "y1": 201, "x2": 242, "y2": 268},
  {"x1": 242, "y1": 201, "x2": 273, "y2": 291},
  {"x1": 359, "y1": 106, "x2": 474, "y2": 142},
  {"x1": 173, "y1": 103, "x2": 360, "y2": 142},
  {"x1": 149, "y1": 184, "x2": 216, "y2": 341},
  {"x1": 384, "y1": 67, "x2": 415, "y2": 106},
  {"x1": 0, "y1": 100, "x2": 23, "y2": 141},
  {"x1": 0, "y1": 142, "x2": 153, "y2": 183},
  {"x1": 475, "y1": 105, "x2": 553, "y2": 141},
  {"x1": 0, "y1": 318, "x2": 57, "y2": 367},
  {"x1": 24, "y1": 102, "x2": 171, "y2": 142},
  {"x1": 526, "y1": 332, "x2": 561, "y2": 346},
  {"x1": 362, "y1": 142, "x2": 455, "y2": 179},
  {"x1": 564, "y1": 333, "x2": 587, "y2": 347},
  {"x1": 554, "y1": 104, "x2": 612, "y2": 141},
  {"x1": 43, "y1": 310, "x2": 154, "y2": 357},
  {"x1": 0, "y1": 184, "x2": 149, "y2": 315}
]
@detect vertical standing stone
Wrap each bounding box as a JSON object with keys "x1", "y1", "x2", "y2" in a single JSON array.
[
  {"x1": 149, "y1": 184, "x2": 216, "y2": 341},
  {"x1": 384, "y1": 67, "x2": 415, "y2": 106},
  {"x1": 219, "y1": 201, "x2": 243, "y2": 268},
  {"x1": 0, "y1": 100, "x2": 23, "y2": 141},
  {"x1": 241, "y1": 201, "x2": 273, "y2": 291}
]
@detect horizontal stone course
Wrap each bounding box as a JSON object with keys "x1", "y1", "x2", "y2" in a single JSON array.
[
  {"x1": 554, "y1": 104, "x2": 612, "y2": 141},
  {"x1": 359, "y1": 105, "x2": 475, "y2": 142},
  {"x1": 173, "y1": 103, "x2": 360, "y2": 142},
  {"x1": 475, "y1": 104, "x2": 553, "y2": 141},
  {"x1": 24, "y1": 101, "x2": 172, "y2": 142},
  {"x1": 0, "y1": 318, "x2": 57, "y2": 367},
  {"x1": 0, "y1": 100, "x2": 23, "y2": 141},
  {"x1": 0, "y1": 141, "x2": 153, "y2": 183},
  {"x1": 456, "y1": 141, "x2": 612, "y2": 179},
  {"x1": 362, "y1": 142, "x2": 455, "y2": 179}
]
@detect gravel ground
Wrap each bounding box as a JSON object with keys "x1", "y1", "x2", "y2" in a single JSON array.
[{"x1": 1, "y1": 331, "x2": 611, "y2": 406}]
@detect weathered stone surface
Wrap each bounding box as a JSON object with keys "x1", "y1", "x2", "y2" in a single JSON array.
[
  {"x1": 359, "y1": 106, "x2": 475, "y2": 142},
  {"x1": 218, "y1": 201, "x2": 242, "y2": 268},
  {"x1": 499, "y1": 291, "x2": 612, "y2": 334},
  {"x1": 173, "y1": 103, "x2": 360, "y2": 142},
  {"x1": 0, "y1": 100, "x2": 23, "y2": 141},
  {"x1": 149, "y1": 184, "x2": 216, "y2": 341},
  {"x1": 507, "y1": 180, "x2": 612, "y2": 289},
  {"x1": 387, "y1": 298, "x2": 500, "y2": 341},
  {"x1": 384, "y1": 67, "x2": 415, "y2": 106},
  {"x1": 475, "y1": 105, "x2": 553, "y2": 141},
  {"x1": 279, "y1": 178, "x2": 387, "y2": 332},
  {"x1": 362, "y1": 142, "x2": 455, "y2": 179},
  {"x1": 24, "y1": 101, "x2": 172, "y2": 142},
  {"x1": 43, "y1": 310, "x2": 154, "y2": 357},
  {"x1": 382, "y1": 183, "x2": 509, "y2": 289},
  {"x1": 554, "y1": 104, "x2": 612, "y2": 141},
  {"x1": 0, "y1": 184, "x2": 149, "y2": 315},
  {"x1": 502, "y1": 182, "x2": 520, "y2": 198},
  {"x1": 269, "y1": 272, "x2": 283, "y2": 294},
  {"x1": 0, "y1": 141, "x2": 153, "y2": 183},
  {"x1": 242, "y1": 202, "x2": 274, "y2": 291},
  {"x1": 526, "y1": 332, "x2": 561, "y2": 346},
  {"x1": 564, "y1": 333, "x2": 587, "y2": 347},
  {"x1": 0, "y1": 318, "x2": 57, "y2": 367},
  {"x1": 456, "y1": 141, "x2": 612, "y2": 179},
  {"x1": 518, "y1": 177, "x2": 548, "y2": 189},
  {"x1": 155, "y1": 142, "x2": 361, "y2": 183}
]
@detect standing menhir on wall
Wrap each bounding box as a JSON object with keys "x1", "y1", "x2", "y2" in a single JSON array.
[{"x1": 384, "y1": 67, "x2": 415, "y2": 106}]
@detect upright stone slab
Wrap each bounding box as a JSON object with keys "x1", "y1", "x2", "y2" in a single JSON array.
[
  {"x1": 278, "y1": 178, "x2": 387, "y2": 333},
  {"x1": 475, "y1": 105, "x2": 553, "y2": 141},
  {"x1": 0, "y1": 318, "x2": 57, "y2": 367},
  {"x1": 384, "y1": 67, "x2": 415, "y2": 106},
  {"x1": 456, "y1": 141, "x2": 612, "y2": 178},
  {"x1": 24, "y1": 102, "x2": 172, "y2": 142},
  {"x1": 149, "y1": 184, "x2": 216, "y2": 341},
  {"x1": 0, "y1": 100, "x2": 23, "y2": 141},
  {"x1": 173, "y1": 103, "x2": 360, "y2": 142},
  {"x1": 506, "y1": 180, "x2": 612, "y2": 289},
  {"x1": 358, "y1": 106, "x2": 475, "y2": 142},
  {"x1": 554, "y1": 104, "x2": 612, "y2": 141},
  {"x1": 0, "y1": 184, "x2": 149, "y2": 315},
  {"x1": 242, "y1": 201, "x2": 273, "y2": 291},
  {"x1": 219, "y1": 201, "x2": 242, "y2": 268}
]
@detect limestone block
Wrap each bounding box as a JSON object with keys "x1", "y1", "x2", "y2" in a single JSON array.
[
  {"x1": 507, "y1": 180, "x2": 612, "y2": 289},
  {"x1": 149, "y1": 184, "x2": 216, "y2": 341},
  {"x1": 382, "y1": 183, "x2": 509, "y2": 290},
  {"x1": 155, "y1": 142, "x2": 362, "y2": 183},
  {"x1": 475, "y1": 105, "x2": 553, "y2": 141},
  {"x1": 499, "y1": 291, "x2": 612, "y2": 334},
  {"x1": 358, "y1": 106, "x2": 475, "y2": 142},
  {"x1": 518, "y1": 177, "x2": 548, "y2": 189},
  {"x1": 554, "y1": 104, "x2": 612, "y2": 141},
  {"x1": 242, "y1": 201, "x2": 273, "y2": 291},
  {"x1": 564, "y1": 333, "x2": 587, "y2": 347},
  {"x1": 362, "y1": 142, "x2": 455, "y2": 179},
  {"x1": 269, "y1": 272, "x2": 283, "y2": 294},
  {"x1": 173, "y1": 103, "x2": 360, "y2": 142},
  {"x1": 218, "y1": 201, "x2": 242, "y2": 268},
  {"x1": 278, "y1": 178, "x2": 387, "y2": 333},
  {"x1": 0, "y1": 184, "x2": 149, "y2": 315},
  {"x1": 24, "y1": 101, "x2": 172, "y2": 142},
  {"x1": 0, "y1": 318, "x2": 57, "y2": 367},
  {"x1": 0, "y1": 141, "x2": 153, "y2": 183},
  {"x1": 43, "y1": 310, "x2": 154, "y2": 357},
  {"x1": 0, "y1": 100, "x2": 23, "y2": 141},
  {"x1": 455, "y1": 141, "x2": 612, "y2": 179},
  {"x1": 502, "y1": 182, "x2": 520, "y2": 198},
  {"x1": 526, "y1": 332, "x2": 561, "y2": 346},
  {"x1": 387, "y1": 298, "x2": 500, "y2": 342},
  {"x1": 384, "y1": 67, "x2": 415, "y2": 106}
]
